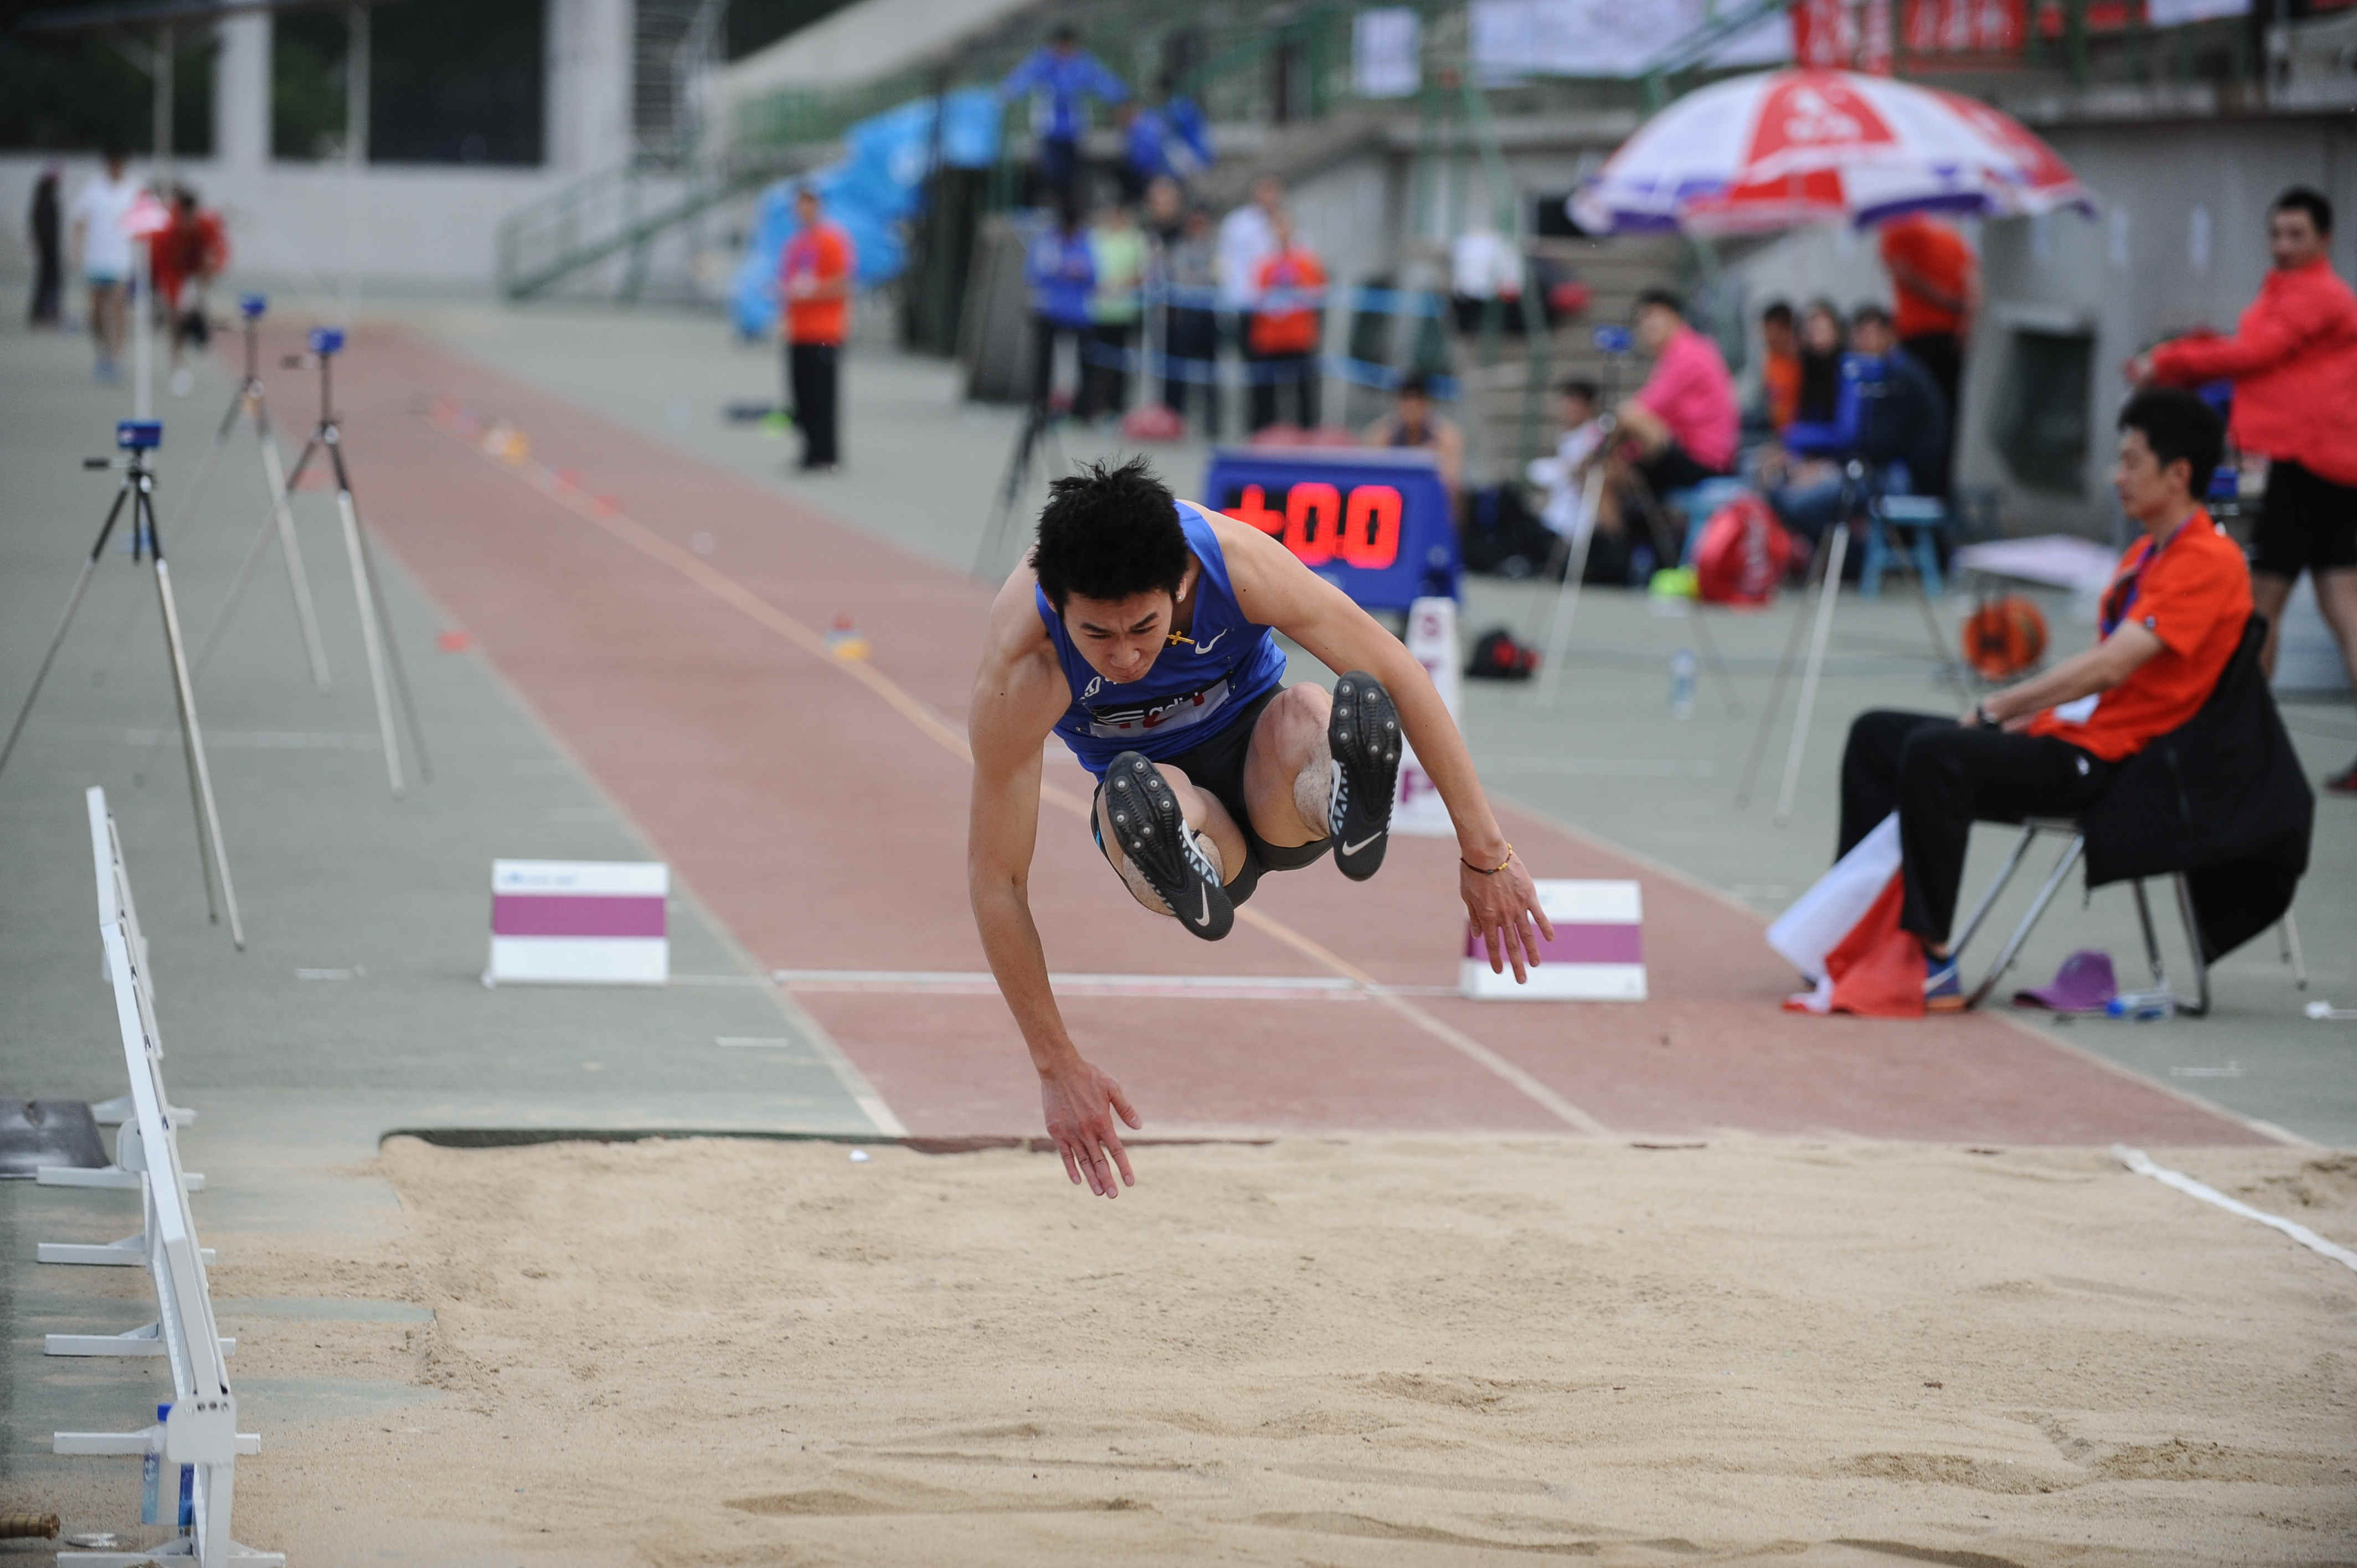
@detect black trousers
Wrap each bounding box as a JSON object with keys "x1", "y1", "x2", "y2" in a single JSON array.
[
  {"x1": 787, "y1": 341, "x2": 840, "y2": 468},
  {"x1": 1249, "y1": 350, "x2": 1319, "y2": 431},
  {"x1": 1161, "y1": 306, "x2": 1219, "y2": 435},
  {"x1": 29, "y1": 247, "x2": 62, "y2": 325},
  {"x1": 1838, "y1": 710, "x2": 2115, "y2": 946},
  {"x1": 1900, "y1": 331, "x2": 1962, "y2": 492},
  {"x1": 1082, "y1": 321, "x2": 1134, "y2": 419},
  {"x1": 1030, "y1": 316, "x2": 1084, "y2": 410}
]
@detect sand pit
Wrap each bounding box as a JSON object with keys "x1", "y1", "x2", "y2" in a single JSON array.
[{"x1": 209, "y1": 1135, "x2": 2355, "y2": 1565}]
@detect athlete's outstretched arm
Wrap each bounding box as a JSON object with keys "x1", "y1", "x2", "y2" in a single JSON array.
[
  {"x1": 967, "y1": 586, "x2": 1143, "y2": 1198},
  {"x1": 1215, "y1": 514, "x2": 1556, "y2": 981}
]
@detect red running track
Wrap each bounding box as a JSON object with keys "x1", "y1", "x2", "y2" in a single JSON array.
[{"x1": 285, "y1": 326, "x2": 2266, "y2": 1147}]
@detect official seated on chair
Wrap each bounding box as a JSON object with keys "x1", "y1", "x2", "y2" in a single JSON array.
[
  {"x1": 1834, "y1": 389, "x2": 2252, "y2": 1010},
  {"x1": 1757, "y1": 304, "x2": 1951, "y2": 552}
]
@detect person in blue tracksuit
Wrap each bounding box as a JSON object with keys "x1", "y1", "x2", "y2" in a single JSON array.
[
  {"x1": 1002, "y1": 26, "x2": 1128, "y2": 210},
  {"x1": 1117, "y1": 84, "x2": 1214, "y2": 203},
  {"x1": 1025, "y1": 202, "x2": 1097, "y2": 412}
]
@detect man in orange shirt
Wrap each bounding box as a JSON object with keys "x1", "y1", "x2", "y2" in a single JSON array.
[
  {"x1": 2132, "y1": 187, "x2": 2357, "y2": 794},
  {"x1": 1877, "y1": 212, "x2": 1977, "y2": 491},
  {"x1": 779, "y1": 184, "x2": 855, "y2": 472},
  {"x1": 1247, "y1": 207, "x2": 1325, "y2": 432},
  {"x1": 1836, "y1": 390, "x2": 2250, "y2": 1008}
]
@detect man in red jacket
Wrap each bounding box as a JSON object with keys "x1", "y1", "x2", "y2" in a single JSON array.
[{"x1": 2132, "y1": 187, "x2": 2357, "y2": 792}]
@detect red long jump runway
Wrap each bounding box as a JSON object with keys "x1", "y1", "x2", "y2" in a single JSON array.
[{"x1": 288, "y1": 324, "x2": 2267, "y2": 1147}]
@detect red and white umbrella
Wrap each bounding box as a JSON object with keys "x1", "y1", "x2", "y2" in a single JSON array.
[{"x1": 1573, "y1": 68, "x2": 2092, "y2": 236}]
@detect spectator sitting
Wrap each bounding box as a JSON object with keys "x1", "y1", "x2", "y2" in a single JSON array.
[
  {"x1": 1836, "y1": 390, "x2": 2251, "y2": 1010},
  {"x1": 1526, "y1": 378, "x2": 1629, "y2": 584},
  {"x1": 1001, "y1": 25, "x2": 1127, "y2": 212},
  {"x1": 1248, "y1": 206, "x2": 1325, "y2": 431},
  {"x1": 1760, "y1": 303, "x2": 1950, "y2": 550},
  {"x1": 1363, "y1": 372, "x2": 1464, "y2": 501},
  {"x1": 1025, "y1": 199, "x2": 1096, "y2": 414},
  {"x1": 1796, "y1": 298, "x2": 1845, "y2": 424},
  {"x1": 1591, "y1": 288, "x2": 1738, "y2": 560},
  {"x1": 1085, "y1": 199, "x2": 1145, "y2": 421},
  {"x1": 1757, "y1": 299, "x2": 1801, "y2": 434}
]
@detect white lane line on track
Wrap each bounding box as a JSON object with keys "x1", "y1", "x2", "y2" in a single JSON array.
[
  {"x1": 2115, "y1": 1146, "x2": 2357, "y2": 1275},
  {"x1": 773, "y1": 970, "x2": 1460, "y2": 1002},
  {"x1": 433, "y1": 404, "x2": 1608, "y2": 1137}
]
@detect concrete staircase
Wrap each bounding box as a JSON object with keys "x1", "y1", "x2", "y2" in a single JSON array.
[{"x1": 1447, "y1": 231, "x2": 1690, "y2": 482}]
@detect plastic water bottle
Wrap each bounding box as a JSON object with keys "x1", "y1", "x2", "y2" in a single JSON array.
[
  {"x1": 1669, "y1": 648, "x2": 1696, "y2": 720},
  {"x1": 142, "y1": 1402, "x2": 168, "y2": 1524}
]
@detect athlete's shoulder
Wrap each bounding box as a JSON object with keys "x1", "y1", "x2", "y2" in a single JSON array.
[
  {"x1": 1183, "y1": 499, "x2": 1304, "y2": 604},
  {"x1": 982, "y1": 558, "x2": 1055, "y2": 655}
]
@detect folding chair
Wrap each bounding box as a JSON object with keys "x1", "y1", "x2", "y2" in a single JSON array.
[{"x1": 1952, "y1": 816, "x2": 2308, "y2": 1014}]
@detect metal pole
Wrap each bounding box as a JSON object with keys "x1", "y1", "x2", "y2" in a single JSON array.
[
  {"x1": 342, "y1": 2, "x2": 368, "y2": 326},
  {"x1": 148, "y1": 478, "x2": 245, "y2": 949},
  {"x1": 1773, "y1": 522, "x2": 1849, "y2": 824}
]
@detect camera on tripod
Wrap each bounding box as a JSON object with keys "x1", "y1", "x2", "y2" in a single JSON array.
[
  {"x1": 310, "y1": 327, "x2": 344, "y2": 357},
  {"x1": 240, "y1": 293, "x2": 267, "y2": 321},
  {"x1": 116, "y1": 419, "x2": 162, "y2": 452}
]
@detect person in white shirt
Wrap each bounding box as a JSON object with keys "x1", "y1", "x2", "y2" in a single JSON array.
[
  {"x1": 68, "y1": 145, "x2": 137, "y2": 382},
  {"x1": 1216, "y1": 176, "x2": 1284, "y2": 421},
  {"x1": 1525, "y1": 378, "x2": 1605, "y2": 541}
]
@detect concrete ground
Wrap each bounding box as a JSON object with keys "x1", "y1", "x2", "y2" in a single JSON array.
[{"x1": 1, "y1": 300, "x2": 2349, "y2": 1553}]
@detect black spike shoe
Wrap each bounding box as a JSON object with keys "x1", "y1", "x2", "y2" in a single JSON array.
[
  {"x1": 1101, "y1": 751, "x2": 1233, "y2": 941},
  {"x1": 1327, "y1": 673, "x2": 1401, "y2": 883}
]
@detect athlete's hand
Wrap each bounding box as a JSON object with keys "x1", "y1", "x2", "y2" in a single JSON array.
[
  {"x1": 1040, "y1": 1058, "x2": 1141, "y2": 1199},
  {"x1": 1462, "y1": 852, "x2": 1556, "y2": 984}
]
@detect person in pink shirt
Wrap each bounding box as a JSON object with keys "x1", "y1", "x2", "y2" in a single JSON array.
[{"x1": 1617, "y1": 287, "x2": 1738, "y2": 491}]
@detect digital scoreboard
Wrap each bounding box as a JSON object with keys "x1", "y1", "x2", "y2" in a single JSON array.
[{"x1": 1201, "y1": 445, "x2": 1458, "y2": 612}]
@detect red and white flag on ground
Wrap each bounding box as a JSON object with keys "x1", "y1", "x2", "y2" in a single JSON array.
[{"x1": 1767, "y1": 813, "x2": 1926, "y2": 1017}]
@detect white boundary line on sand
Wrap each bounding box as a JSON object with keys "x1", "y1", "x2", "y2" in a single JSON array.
[
  {"x1": 773, "y1": 969, "x2": 1459, "y2": 1001},
  {"x1": 2114, "y1": 1146, "x2": 2357, "y2": 1275}
]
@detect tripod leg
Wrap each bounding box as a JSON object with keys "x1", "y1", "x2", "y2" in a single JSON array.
[
  {"x1": 975, "y1": 409, "x2": 1042, "y2": 580},
  {"x1": 335, "y1": 447, "x2": 433, "y2": 782},
  {"x1": 0, "y1": 483, "x2": 133, "y2": 781},
  {"x1": 149, "y1": 491, "x2": 245, "y2": 949},
  {"x1": 192, "y1": 506, "x2": 283, "y2": 678},
  {"x1": 1534, "y1": 463, "x2": 1606, "y2": 706},
  {"x1": 1687, "y1": 601, "x2": 1741, "y2": 718},
  {"x1": 1773, "y1": 523, "x2": 1849, "y2": 825},
  {"x1": 158, "y1": 386, "x2": 248, "y2": 548},
  {"x1": 1734, "y1": 539, "x2": 1824, "y2": 808},
  {"x1": 254, "y1": 403, "x2": 333, "y2": 690}
]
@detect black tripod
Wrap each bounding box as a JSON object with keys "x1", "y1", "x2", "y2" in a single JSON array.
[
  {"x1": 0, "y1": 420, "x2": 244, "y2": 948},
  {"x1": 184, "y1": 293, "x2": 333, "y2": 689},
  {"x1": 280, "y1": 327, "x2": 432, "y2": 796},
  {"x1": 973, "y1": 398, "x2": 1070, "y2": 580}
]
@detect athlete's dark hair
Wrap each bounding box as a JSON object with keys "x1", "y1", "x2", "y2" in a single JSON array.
[
  {"x1": 2273, "y1": 185, "x2": 2333, "y2": 237},
  {"x1": 1031, "y1": 456, "x2": 1188, "y2": 610},
  {"x1": 2119, "y1": 388, "x2": 2224, "y2": 497},
  {"x1": 1635, "y1": 286, "x2": 1685, "y2": 318}
]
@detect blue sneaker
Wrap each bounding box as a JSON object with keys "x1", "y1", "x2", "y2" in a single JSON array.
[{"x1": 1924, "y1": 957, "x2": 1964, "y2": 1012}]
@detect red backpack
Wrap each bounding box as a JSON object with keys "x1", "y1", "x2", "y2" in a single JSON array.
[{"x1": 1692, "y1": 493, "x2": 1793, "y2": 606}]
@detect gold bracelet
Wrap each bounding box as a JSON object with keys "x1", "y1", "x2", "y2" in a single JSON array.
[{"x1": 1461, "y1": 844, "x2": 1514, "y2": 875}]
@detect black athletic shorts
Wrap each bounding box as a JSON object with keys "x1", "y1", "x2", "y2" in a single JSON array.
[
  {"x1": 1089, "y1": 686, "x2": 1331, "y2": 907},
  {"x1": 1635, "y1": 439, "x2": 1727, "y2": 499},
  {"x1": 2253, "y1": 458, "x2": 2357, "y2": 578}
]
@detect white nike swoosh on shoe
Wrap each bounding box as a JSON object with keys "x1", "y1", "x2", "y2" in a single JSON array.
[
  {"x1": 1341, "y1": 833, "x2": 1384, "y2": 857},
  {"x1": 1195, "y1": 885, "x2": 1213, "y2": 927}
]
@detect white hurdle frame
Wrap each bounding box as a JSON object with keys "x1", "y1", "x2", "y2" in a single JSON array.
[{"x1": 35, "y1": 787, "x2": 281, "y2": 1568}]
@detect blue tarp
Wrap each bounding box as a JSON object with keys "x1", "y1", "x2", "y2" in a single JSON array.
[{"x1": 731, "y1": 86, "x2": 1002, "y2": 340}]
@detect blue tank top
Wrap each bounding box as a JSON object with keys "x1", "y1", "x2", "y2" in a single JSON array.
[{"x1": 1035, "y1": 501, "x2": 1288, "y2": 777}]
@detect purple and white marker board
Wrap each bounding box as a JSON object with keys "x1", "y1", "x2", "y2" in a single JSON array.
[
  {"x1": 488, "y1": 860, "x2": 668, "y2": 986},
  {"x1": 1461, "y1": 879, "x2": 1644, "y2": 1001}
]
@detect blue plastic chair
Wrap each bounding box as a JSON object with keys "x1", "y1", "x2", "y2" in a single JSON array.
[{"x1": 1859, "y1": 460, "x2": 1947, "y2": 597}]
